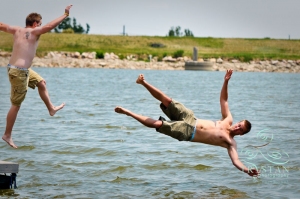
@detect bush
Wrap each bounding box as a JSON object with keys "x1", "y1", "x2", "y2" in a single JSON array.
[
  {"x1": 173, "y1": 50, "x2": 184, "y2": 58},
  {"x1": 240, "y1": 55, "x2": 253, "y2": 62},
  {"x1": 96, "y1": 51, "x2": 104, "y2": 59},
  {"x1": 118, "y1": 54, "x2": 125, "y2": 60}
]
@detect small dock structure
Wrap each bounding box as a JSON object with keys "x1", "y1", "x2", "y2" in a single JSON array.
[
  {"x1": 185, "y1": 47, "x2": 214, "y2": 71},
  {"x1": 0, "y1": 161, "x2": 19, "y2": 189},
  {"x1": 185, "y1": 61, "x2": 213, "y2": 71}
]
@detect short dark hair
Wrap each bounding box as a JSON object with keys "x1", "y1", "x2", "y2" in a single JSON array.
[
  {"x1": 26, "y1": 13, "x2": 42, "y2": 26},
  {"x1": 242, "y1": 120, "x2": 251, "y2": 135}
]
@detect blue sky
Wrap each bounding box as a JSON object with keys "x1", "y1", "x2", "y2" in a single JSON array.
[{"x1": 1, "y1": 0, "x2": 299, "y2": 39}]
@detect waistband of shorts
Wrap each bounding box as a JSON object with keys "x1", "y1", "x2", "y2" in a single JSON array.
[
  {"x1": 190, "y1": 119, "x2": 198, "y2": 141},
  {"x1": 7, "y1": 64, "x2": 28, "y2": 71}
]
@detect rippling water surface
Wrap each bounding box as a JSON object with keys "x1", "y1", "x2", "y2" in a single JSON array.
[{"x1": 0, "y1": 67, "x2": 299, "y2": 198}]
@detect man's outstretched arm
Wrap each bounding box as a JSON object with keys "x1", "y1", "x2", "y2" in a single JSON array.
[
  {"x1": 220, "y1": 69, "x2": 233, "y2": 123},
  {"x1": 0, "y1": 22, "x2": 18, "y2": 34},
  {"x1": 32, "y1": 5, "x2": 72, "y2": 35},
  {"x1": 227, "y1": 145, "x2": 260, "y2": 177}
]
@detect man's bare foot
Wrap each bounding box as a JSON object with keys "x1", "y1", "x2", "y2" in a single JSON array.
[
  {"x1": 2, "y1": 135, "x2": 17, "y2": 149},
  {"x1": 49, "y1": 103, "x2": 65, "y2": 116},
  {"x1": 136, "y1": 74, "x2": 145, "y2": 84},
  {"x1": 115, "y1": 106, "x2": 130, "y2": 116}
]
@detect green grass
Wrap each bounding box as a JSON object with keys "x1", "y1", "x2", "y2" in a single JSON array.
[{"x1": 1, "y1": 32, "x2": 300, "y2": 61}]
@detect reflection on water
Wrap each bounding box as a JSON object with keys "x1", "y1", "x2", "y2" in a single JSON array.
[{"x1": 0, "y1": 67, "x2": 299, "y2": 198}]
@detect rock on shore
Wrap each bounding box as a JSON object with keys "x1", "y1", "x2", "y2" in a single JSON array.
[{"x1": 1, "y1": 51, "x2": 300, "y2": 73}]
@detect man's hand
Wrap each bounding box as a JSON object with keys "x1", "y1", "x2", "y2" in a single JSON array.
[
  {"x1": 247, "y1": 169, "x2": 260, "y2": 177},
  {"x1": 224, "y1": 69, "x2": 233, "y2": 81},
  {"x1": 65, "y1": 5, "x2": 73, "y2": 15}
]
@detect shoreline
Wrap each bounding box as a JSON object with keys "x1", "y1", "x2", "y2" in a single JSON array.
[{"x1": 1, "y1": 52, "x2": 300, "y2": 73}]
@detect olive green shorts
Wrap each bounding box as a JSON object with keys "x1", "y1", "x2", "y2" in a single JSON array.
[
  {"x1": 156, "y1": 100, "x2": 197, "y2": 141},
  {"x1": 7, "y1": 66, "x2": 43, "y2": 106}
]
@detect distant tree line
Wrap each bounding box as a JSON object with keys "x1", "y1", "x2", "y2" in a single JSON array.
[
  {"x1": 167, "y1": 26, "x2": 194, "y2": 37},
  {"x1": 54, "y1": 17, "x2": 90, "y2": 34}
]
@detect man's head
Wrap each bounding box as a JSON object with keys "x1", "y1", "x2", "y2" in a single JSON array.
[
  {"x1": 26, "y1": 13, "x2": 42, "y2": 27},
  {"x1": 231, "y1": 120, "x2": 251, "y2": 135}
]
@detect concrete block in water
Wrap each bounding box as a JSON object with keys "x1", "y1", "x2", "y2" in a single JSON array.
[
  {"x1": 0, "y1": 161, "x2": 19, "y2": 173},
  {"x1": 185, "y1": 61, "x2": 213, "y2": 71},
  {"x1": 0, "y1": 161, "x2": 18, "y2": 189}
]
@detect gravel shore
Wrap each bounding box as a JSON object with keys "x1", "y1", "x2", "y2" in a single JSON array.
[{"x1": 1, "y1": 51, "x2": 299, "y2": 73}]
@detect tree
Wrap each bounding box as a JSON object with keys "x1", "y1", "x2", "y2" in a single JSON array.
[
  {"x1": 86, "y1": 24, "x2": 90, "y2": 34},
  {"x1": 175, "y1": 26, "x2": 182, "y2": 37},
  {"x1": 168, "y1": 27, "x2": 175, "y2": 37},
  {"x1": 54, "y1": 17, "x2": 90, "y2": 34},
  {"x1": 184, "y1": 29, "x2": 194, "y2": 37},
  {"x1": 167, "y1": 26, "x2": 194, "y2": 37}
]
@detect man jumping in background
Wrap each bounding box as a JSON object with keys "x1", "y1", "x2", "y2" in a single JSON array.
[
  {"x1": 0, "y1": 5, "x2": 72, "y2": 148},
  {"x1": 115, "y1": 70, "x2": 259, "y2": 177}
]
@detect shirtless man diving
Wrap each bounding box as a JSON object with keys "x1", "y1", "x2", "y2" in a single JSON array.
[
  {"x1": 0, "y1": 5, "x2": 72, "y2": 148},
  {"x1": 115, "y1": 70, "x2": 259, "y2": 177}
]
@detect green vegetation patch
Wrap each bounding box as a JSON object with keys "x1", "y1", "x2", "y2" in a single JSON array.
[
  {"x1": 196, "y1": 37, "x2": 224, "y2": 48},
  {"x1": 1, "y1": 32, "x2": 300, "y2": 61},
  {"x1": 173, "y1": 50, "x2": 184, "y2": 58}
]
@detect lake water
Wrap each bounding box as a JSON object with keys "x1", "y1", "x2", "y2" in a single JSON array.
[{"x1": 0, "y1": 67, "x2": 299, "y2": 198}]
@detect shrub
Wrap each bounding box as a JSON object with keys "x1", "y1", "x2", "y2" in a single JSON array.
[
  {"x1": 173, "y1": 50, "x2": 184, "y2": 58},
  {"x1": 241, "y1": 55, "x2": 253, "y2": 62},
  {"x1": 96, "y1": 51, "x2": 104, "y2": 59},
  {"x1": 118, "y1": 54, "x2": 125, "y2": 60}
]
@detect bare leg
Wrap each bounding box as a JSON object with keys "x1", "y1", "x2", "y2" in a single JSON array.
[
  {"x1": 2, "y1": 105, "x2": 20, "y2": 148},
  {"x1": 115, "y1": 106, "x2": 162, "y2": 129},
  {"x1": 36, "y1": 80, "x2": 65, "y2": 116},
  {"x1": 136, "y1": 74, "x2": 172, "y2": 107}
]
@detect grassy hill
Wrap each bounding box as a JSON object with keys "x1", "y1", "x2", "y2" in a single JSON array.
[{"x1": 1, "y1": 32, "x2": 300, "y2": 61}]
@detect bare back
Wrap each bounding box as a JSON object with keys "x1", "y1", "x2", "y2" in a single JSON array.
[
  {"x1": 9, "y1": 27, "x2": 40, "y2": 69},
  {"x1": 192, "y1": 119, "x2": 233, "y2": 148}
]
